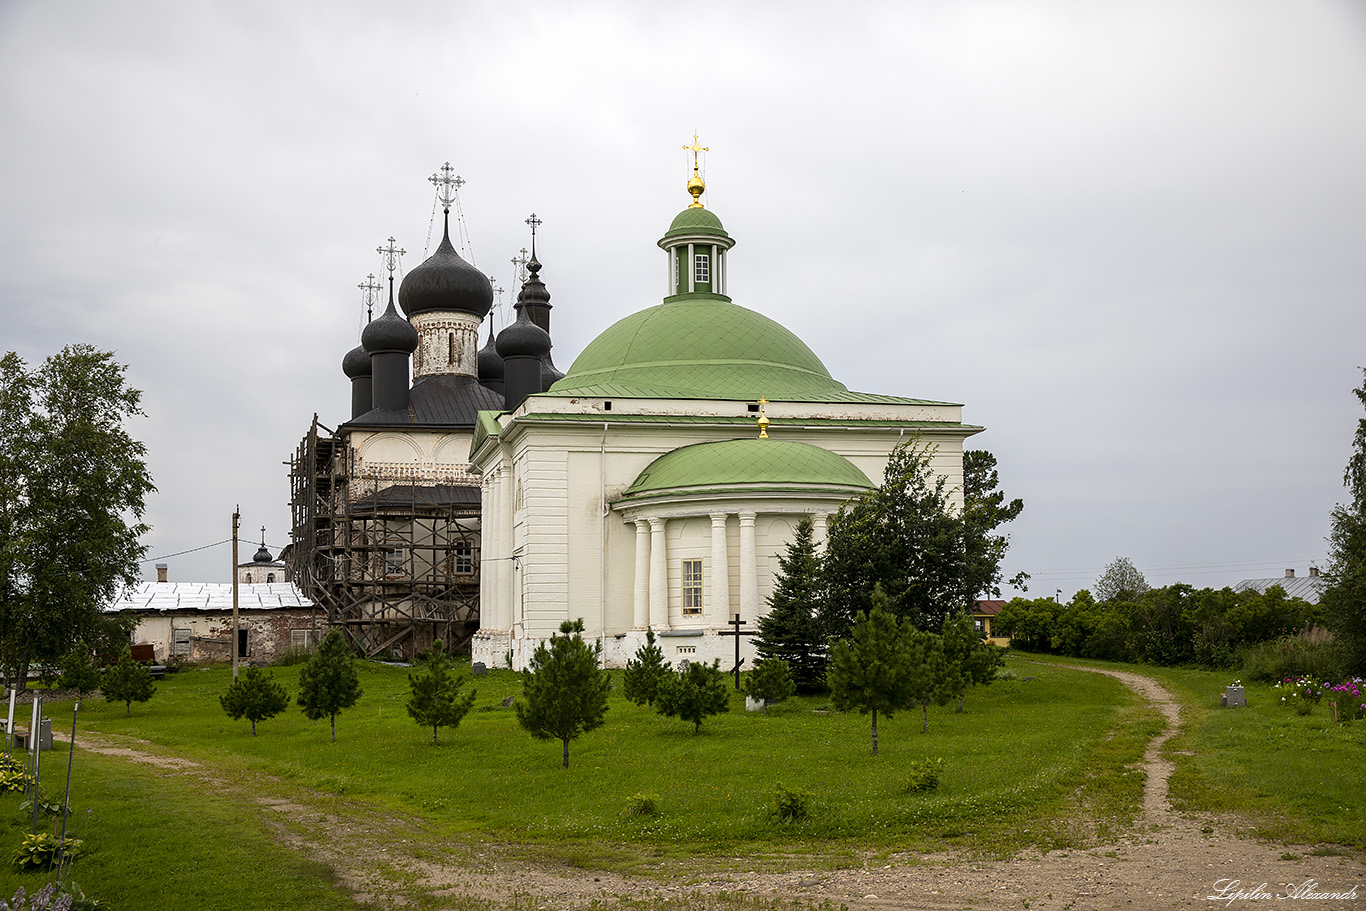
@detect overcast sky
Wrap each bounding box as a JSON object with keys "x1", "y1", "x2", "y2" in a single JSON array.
[{"x1": 2, "y1": 0, "x2": 1363, "y2": 599}]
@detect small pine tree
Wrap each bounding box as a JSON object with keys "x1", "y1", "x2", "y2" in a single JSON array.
[
  {"x1": 101, "y1": 647, "x2": 156, "y2": 716},
  {"x1": 742, "y1": 657, "x2": 795, "y2": 713},
  {"x1": 939, "y1": 611, "x2": 1004, "y2": 713},
  {"x1": 755, "y1": 516, "x2": 827, "y2": 693},
  {"x1": 297, "y1": 628, "x2": 362, "y2": 743},
  {"x1": 516, "y1": 619, "x2": 611, "y2": 768},
  {"x1": 58, "y1": 643, "x2": 102, "y2": 699},
  {"x1": 622, "y1": 627, "x2": 670, "y2": 707},
  {"x1": 220, "y1": 666, "x2": 289, "y2": 735},
  {"x1": 827, "y1": 593, "x2": 917, "y2": 755},
  {"x1": 656, "y1": 659, "x2": 731, "y2": 733},
  {"x1": 406, "y1": 639, "x2": 476, "y2": 744}
]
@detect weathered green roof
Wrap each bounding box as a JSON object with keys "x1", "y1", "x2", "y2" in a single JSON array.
[
  {"x1": 620, "y1": 439, "x2": 873, "y2": 498},
  {"x1": 662, "y1": 206, "x2": 729, "y2": 240},
  {"x1": 471, "y1": 409, "x2": 502, "y2": 453},
  {"x1": 551, "y1": 297, "x2": 868, "y2": 402}
]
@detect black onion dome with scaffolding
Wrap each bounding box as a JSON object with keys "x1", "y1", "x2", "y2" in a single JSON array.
[{"x1": 477, "y1": 317, "x2": 505, "y2": 395}]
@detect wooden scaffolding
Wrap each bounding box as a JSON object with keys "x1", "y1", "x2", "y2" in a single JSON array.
[{"x1": 287, "y1": 415, "x2": 481, "y2": 658}]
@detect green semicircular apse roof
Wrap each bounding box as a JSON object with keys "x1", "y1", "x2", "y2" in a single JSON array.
[
  {"x1": 620, "y1": 439, "x2": 874, "y2": 498},
  {"x1": 551, "y1": 298, "x2": 854, "y2": 401}
]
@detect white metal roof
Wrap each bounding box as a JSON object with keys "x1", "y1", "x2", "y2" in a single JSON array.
[{"x1": 108, "y1": 582, "x2": 314, "y2": 613}]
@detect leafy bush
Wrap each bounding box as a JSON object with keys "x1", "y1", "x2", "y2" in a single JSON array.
[
  {"x1": 905, "y1": 758, "x2": 945, "y2": 793},
  {"x1": 11, "y1": 832, "x2": 83, "y2": 872},
  {"x1": 19, "y1": 791, "x2": 63, "y2": 816},
  {"x1": 656, "y1": 659, "x2": 731, "y2": 734},
  {"x1": 102, "y1": 647, "x2": 156, "y2": 715},
  {"x1": 0, "y1": 755, "x2": 31, "y2": 794},
  {"x1": 1236, "y1": 627, "x2": 1347, "y2": 683},
  {"x1": 623, "y1": 793, "x2": 658, "y2": 817},
  {"x1": 771, "y1": 782, "x2": 811, "y2": 823}
]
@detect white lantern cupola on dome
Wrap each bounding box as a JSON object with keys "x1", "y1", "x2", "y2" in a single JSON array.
[{"x1": 658, "y1": 134, "x2": 735, "y2": 299}]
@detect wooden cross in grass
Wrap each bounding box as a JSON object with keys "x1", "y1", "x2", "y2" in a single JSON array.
[{"x1": 717, "y1": 613, "x2": 756, "y2": 690}]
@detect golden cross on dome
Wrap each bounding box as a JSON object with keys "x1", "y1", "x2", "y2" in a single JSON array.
[
  {"x1": 683, "y1": 132, "x2": 709, "y2": 175},
  {"x1": 757, "y1": 397, "x2": 770, "y2": 439}
]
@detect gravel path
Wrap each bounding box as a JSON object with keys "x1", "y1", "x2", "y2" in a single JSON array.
[{"x1": 60, "y1": 666, "x2": 1364, "y2": 910}]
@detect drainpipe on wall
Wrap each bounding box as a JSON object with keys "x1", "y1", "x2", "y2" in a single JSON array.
[{"x1": 600, "y1": 422, "x2": 609, "y2": 666}]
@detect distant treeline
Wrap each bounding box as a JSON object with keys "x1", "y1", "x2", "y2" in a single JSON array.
[{"x1": 995, "y1": 584, "x2": 1318, "y2": 669}]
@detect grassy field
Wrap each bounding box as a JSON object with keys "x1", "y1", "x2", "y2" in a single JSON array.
[
  {"x1": 1018, "y1": 654, "x2": 1366, "y2": 848},
  {"x1": 3, "y1": 654, "x2": 1362, "y2": 908}
]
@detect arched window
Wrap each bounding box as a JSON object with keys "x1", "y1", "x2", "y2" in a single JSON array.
[
  {"x1": 244, "y1": 573, "x2": 252, "y2": 583},
  {"x1": 266, "y1": 573, "x2": 276, "y2": 583},
  {"x1": 448, "y1": 332, "x2": 456, "y2": 365}
]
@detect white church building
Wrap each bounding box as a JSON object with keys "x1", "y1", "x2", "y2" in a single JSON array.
[{"x1": 470, "y1": 166, "x2": 981, "y2": 670}]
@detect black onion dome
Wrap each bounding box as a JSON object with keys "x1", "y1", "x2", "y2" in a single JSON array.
[
  {"x1": 342, "y1": 343, "x2": 371, "y2": 379},
  {"x1": 398, "y1": 222, "x2": 493, "y2": 319},
  {"x1": 362, "y1": 299, "x2": 419, "y2": 354},
  {"x1": 517, "y1": 255, "x2": 551, "y2": 313},
  {"x1": 495, "y1": 311, "x2": 551, "y2": 359},
  {"x1": 478, "y1": 322, "x2": 504, "y2": 381},
  {"x1": 253, "y1": 544, "x2": 273, "y2": 563}
]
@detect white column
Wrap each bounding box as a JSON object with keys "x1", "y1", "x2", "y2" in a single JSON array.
[
  {"x1": 632, "y1": 520, "x2": 650, "y2": 629},
  {"x1": 811, "y1": 512, "x2": 829, "y2": 553},
  {"x1": 687, "y1": 243, "x2": 695, "y2": 293},
  {"x1": 738, "y1": 511, "x2": 758, "y2": 624},
  {"x1": 649, "y1": 517, "x2": 669, "y2": 630},
  {"x1": 709, "y1": 512, "x2": 730, "y2": 626},
  {"x1": 496, "y1": 466, "x2": 514, "y2": 629}
]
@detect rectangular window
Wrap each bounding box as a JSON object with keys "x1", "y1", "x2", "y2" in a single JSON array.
[
  {"x1": 290, "y1": 629, "x2": 320, "y2": 651},
  {"x1": 454, "y1": 541, "x2": 474, "y2": 575},
  {"x1": 386, "y1": 547, "x2": 406, "y2": 577},
  {"x1": 694, "y1": 253, "x2": 710, "y2": 284},
  {"x1": 681, "y1": 559, "x2": 703, "y2": 614}
]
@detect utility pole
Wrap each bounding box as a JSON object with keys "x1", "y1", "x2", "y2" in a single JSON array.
[{"x1": 232, "y1": 507, "x2": 240, "y2": 680}]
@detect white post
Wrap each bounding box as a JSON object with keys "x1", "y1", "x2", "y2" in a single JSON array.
[{"x1": 29, "y1": 692, "x2": 40, "y2": 757}]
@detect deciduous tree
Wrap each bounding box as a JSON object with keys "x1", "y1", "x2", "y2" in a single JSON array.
[
  {"x1": 755, "y1": 516, "x2": 827, "y2": 692},
  {"x1": 516, "y1": 619, "x2": 611, "y2": 768},
  {"x1": 962, "y1": 450, "x2": 1027, "y2": 599},
  {"x1": 0, "y1": 346, "x2": 153, "y2": 692},
  {"x1": 406, "y1": 639, "x2": 476, "y2": 743},
  {"x1": 220, "y1": 666, "x2": 289, "y2": 735},
  {"x1": 298, "y1": 628, "x2": 363, "y2": 743},
  {"x1": 820, "y1": 438, "x2": 968, "y2": 638},
  {"x1": 1094, "y1": 556, "x2": 1150, "y2": 604}
]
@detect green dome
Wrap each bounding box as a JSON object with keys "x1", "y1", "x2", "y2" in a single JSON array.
[
  {"x1": 621, "y1": 439, "x2": 873, "y2": 498},
  {"x1": 551, "y1": 297, "x2": 853, "y2": 401},
  {"x1": 663, "y1": 206, "x2": 729, "y2": 240}
]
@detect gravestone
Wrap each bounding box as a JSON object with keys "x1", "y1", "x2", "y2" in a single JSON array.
[
  {"x1": 471, "y1": 662, "x2": 487, "y2": 677},
  {"x1": 745, "y1": 696, "x2": 766, "y2": 713},
  {"x1": 501, "y1": 695, "x2": 514, "y2": 707},
  {"x1": 1224, "y1": 685, "x2": 1245, "y2": 708}
]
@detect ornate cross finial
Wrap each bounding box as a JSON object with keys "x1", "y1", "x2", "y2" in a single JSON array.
[
  {"x1": 260, "y1": 526, "x2": 266, "y2": 545},
  {"x1": 683, "y1": 132, "x2": 709, "y2": 174},
  {"x1": 429, "y1": 162, "x2": 464, "y2": 213},
  {"x1": 757, "y1": 397, "x2": 770, "y2": 439},
  {"x1": 377, "y1": 237, "x2": 405, "y2": 277},
  {"x1": 358, "y1": 273, "x2": 381, "y2": 322},
  {"x1": 511, "y1": 248, "x2": 530, "y2": 284},
  {"x1": 525, "y1": 212, "x2": 543, "y2": 244}
]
